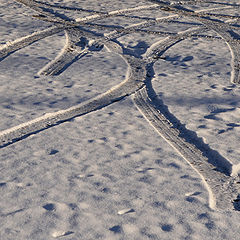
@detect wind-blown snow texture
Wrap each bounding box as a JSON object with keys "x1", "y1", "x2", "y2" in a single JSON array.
[{"x1": 0, "y1": 0, "x2": 240, "y2": 239}]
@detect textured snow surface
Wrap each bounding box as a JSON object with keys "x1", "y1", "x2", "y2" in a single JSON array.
[{"x1": 0, "y1": 0, "x2": 240, "y2": 239}]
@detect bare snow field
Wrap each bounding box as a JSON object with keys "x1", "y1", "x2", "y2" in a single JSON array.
[{"x1": 1, "y1": 0, "x2": 240, "y2": 239}]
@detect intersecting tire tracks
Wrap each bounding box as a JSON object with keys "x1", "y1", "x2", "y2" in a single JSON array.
[{"x1": 1, "y1": 0, "x2": 240, "y2": 211}]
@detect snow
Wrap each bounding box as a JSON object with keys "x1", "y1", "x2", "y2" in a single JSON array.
[{"x1": 0, "y1": 0, "x2": 240, "y2": 239}]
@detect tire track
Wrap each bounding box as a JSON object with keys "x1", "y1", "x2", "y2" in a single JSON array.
[
  {"x1": 146, "y1": 0, "x2": 240, "y2": 83},
  {"x1": 133, "y1": 86, "x2": 240, "y2": 211},
  {"x1": 2, "y1": 1, "x2": 240, "y2": 211},
  {"x1": 130, "y1": 3, "x2": 240, "y2": 210},
  {"x1": 38, "y1": 29, "x2": 90, "y2": 76},
  {"x1": 15, "y1": 0, "x2": 160, "y2": 24},
  {"x1": 144, "y1": 26, "x2": 208, "y2": 62},
  {"x1": 1, "y1": 3, "x2": 237, "y2": 149},
  {"x1": 0, "y1": 26, "x2": 63, "y2": 61},
  {"x1": 142, "y1": 26, "x2": 236, "y2": 176},
  {"x1": 11, "y1": 0, "x2": 168, "y2": 76},
  {"x1": 14, "y1": 0, "x2": 237, "y2": 78},
  {"x1": 36, "y1": 14, "x2": 181, "y2": 76},
  {"x1": 6, "y1": 1, "x2": 233, "y2": 77},
  {"x1": 132, "y1": 24, "x2": 240, "y2": 210},
  {"x1": 0, "y1": 25, "x2": 206, "y2": 148},
  {"x1": 179, "y1": 0, "x2": 240, "y2": 8},
  {"x1": 0, "y1": 51, "x2": 146, "y2": 148},
  {"x1": 1, "y1": 1, "x2": 240, "y2": 212},
  {"x1": 35, "y1": 15, "x2": 213, "y2": 76},
  {"x1": 1, "y1": 1, "x2": 157, "y2": 74},
  {"x1": 15, "y1": 0, "x2": 75, "y2": 22},
  {"x1": 197, "y1": 19, "x2": 240, "y2": 84}
]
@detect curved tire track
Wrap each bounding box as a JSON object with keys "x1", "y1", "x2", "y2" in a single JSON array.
[
  {"x1": 8, "y1": 1, "x2": 230, "y2": 77},
  {"x1": 146, "y1": 0, "x2": 240, "y2": 83},
  {"x1": 0, "y1": 24, "x2": 206, "y2": 148},
  {"x1": 0, "y1": 26, "x2": 63, "y2": 62},
  {"x1": 197, "y1": 19, "x2": 240, "y2": 84},
  {"x1": 38, "y1": 29, "x2": 90, "y2": 76},
  {"x1": 0, "y1": 51, "x2": 146, "y2": 148},
  {"x1": 1, "y1": 0, "x2": 240, "y2": 211},
  {"x1": 132, "y1": 14, "x2": 240, "y2": 210},
  {"x1": 132, "y1": 26, "x2": 240, "y2": 210},
  {"x1": 133, "y1": 86, "x2": 240, "y2": 211}
]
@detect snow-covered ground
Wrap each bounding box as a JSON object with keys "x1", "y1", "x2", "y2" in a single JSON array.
[{"x1": 0, "y1": 0, "x2": 240, "y2": 239}]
